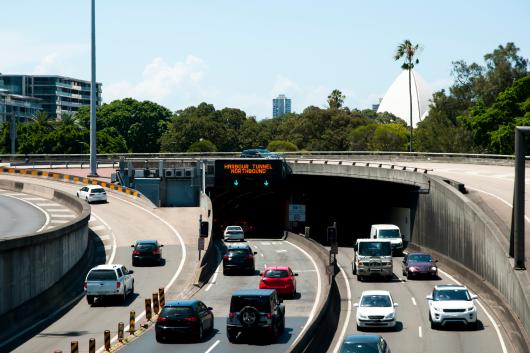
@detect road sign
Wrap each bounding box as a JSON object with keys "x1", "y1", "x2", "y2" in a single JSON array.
[
  {"x1": 288, "y1": 204, "x2": 306, "y2": 222},
  {"x1": 233, "y1": 180, "x2": 239, "y2": 187}
]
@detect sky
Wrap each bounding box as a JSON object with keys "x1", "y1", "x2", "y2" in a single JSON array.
[{"x1": 1, "y1": 0, "x2": 529, "y2": 119}]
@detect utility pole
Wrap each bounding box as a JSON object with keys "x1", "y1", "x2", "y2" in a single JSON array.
[{"x1": 88, "y1": 0, "x2": 98, "y2": 177}]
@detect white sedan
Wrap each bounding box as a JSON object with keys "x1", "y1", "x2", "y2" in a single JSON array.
[
  {"x1": 223, "y1": 225, "x2": 244, "y2": 241},
  {"x1": 77, "y1": 185, "x2": 107, "y2": 204},
  {"x1": 354, "y1": 290, "x2": 398, "y2": 330}
]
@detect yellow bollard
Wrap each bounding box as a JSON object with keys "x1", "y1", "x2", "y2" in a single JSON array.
[
  {"x1": 158, "y1": 288, "x2": 165, "y2": 307},
  {"x1": 88, "y1": 338, "x2": 95, "y2": 353},
  {"x1": 145, "y1": 298, "x2": 152, "y2": 321},
  {"x1": 104, "y1": 330, "x2": 111, "y2": 351},
  {"x1": 129, "y1": 310, "x2": 136, "y2": 333},
  {"x1": 70, "y1": 341, "x2": 78, "y2": 353},
  {"x1": 153, "y1": 293, "x2": 159, "y2": 314},
  {"x1": 118, "y1": 322, "x2": 124, "y2": 342}
]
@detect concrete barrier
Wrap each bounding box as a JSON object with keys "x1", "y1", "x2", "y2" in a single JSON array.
[
  {"x1": 285, "y1": 233, "x2": 339, "y2": 353},
  {"x1": 414, "y1": 175, "x2": 530, "y2": 347},
  {"x1": 0, "y1": 179, "x2": 90, "y2": 348}
]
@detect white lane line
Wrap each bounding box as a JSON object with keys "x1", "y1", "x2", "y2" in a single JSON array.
[
  {"x1": 50, "y1": 214, "x2": 76, "y2": 218},
  {"x1": 286, "y1": 240, "x2": 322, "y2": 349},
  {"x1": 419, "y1": 326, "x2": 423, "y2": 338},
  {"x1": 44, "y1": 208, "x2": 71, "y2": 213},
  {"x1": 21, "y1": 197, "x2": 45, "y2": 201},
  {"x1": 96, "y1": 194, "x2": 187, "y2": 353},
  {"x1": 439, "y1": 268, "x2": 508, "y2": 353},
  {"x1": 2, "y1": 194, "x2": 51, "y2": 233},
  {"x1": 205, "y1": 339, "x2": 220, "y2": 353},
  {"x1": 50, "y1": 220, "x2": 69, "y2": 224},
  {"x1": 332, "y1": 265, "x2": 352, "y2": 353},
  {"x1": 205, "y1": 265, "x2": 221, "y2": 292},
  {"x1": 89, "y1": 212, "x2": 117, "y2": 265},
  {"x1": 466, "y1": 185, "x2": 530, "y2": 224},
  {"x1": 276, "y1": 249, "x2": 287, "y2": 253},
  {"x1": 4, "y1": 192, "x2": 26, "y2": 196},
  {"x1": 36, "y1": 203, "x2": 61, "y2": 207},
  {"x1": 98, "y1": 234, "x2": 110, "y2": 241},
  {"x1": 90, "y1": 225, "x2": 106, "y2": 231},
  {"x1": 260, "y1": 253, "x2": 264, "y2": 257},
  {"x1": 411, "y1": 297, "x2": 417, "y2": 306},
  {"x1": 104, "y1": 245, "x2": 112, "y2": 250}
]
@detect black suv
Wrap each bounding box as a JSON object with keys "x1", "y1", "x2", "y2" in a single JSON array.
[
  {"x1": 223, "y1": 244, "x2": 257, "y2": 275},
  {"x1": 226, "y1": 289, "x2": 285, "y2": 343}
]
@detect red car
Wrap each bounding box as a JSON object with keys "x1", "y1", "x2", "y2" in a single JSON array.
[{"x1": 259, "y1": 266, "x2": 298, "y2": 298}]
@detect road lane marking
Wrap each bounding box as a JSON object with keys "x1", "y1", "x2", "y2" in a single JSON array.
[
  {"x1": 286, "y1": 240, "x2": 322, "y2": 349},
  {"x1": 21, "y1": 197, "x2": 46, "y2": 201},
  {"x1": 2, "y1": 194, "x2": 51, "y2": 232},
  {"x1": 276, "y1": 249, "x2": 287, "y2": 253},
  {"x1": 439, "y1": 268, "x2": 508, "y2": 353},
  {"x1": 466, "y1": 185, "x2": 530, "y2": 224},
  {"x1": 44, "y1": 208, "x2": 71, "y2": 212},
  {"x1": 98, "y1": 234, "x2": 110, "y2": 241},
  {"x1": 419, "y1": 326, "x2": 422, "y2": 338},
  {"x1": 205, "y1": 339, "x2": 220, "y2": 353},
  {"x1": 90, "y1": 212, "x2": 116, "y2": 265},
  {"x1": 36, "y1": 203, "x2": 61, "y2": 207},
  {"x1": 50, "y1": 213, "x2": 76, "y2": 218},
  {"x1": 205, "y1": 265, "x2": 221, "y2": 292},
  {"x1": 332, "y1": 265, "x2": 352, "y2": 353},
  {"x1": 50, "y1": 220, "x2": 69, "y2": 224},
  {"x1": 90, "y1": 225, "x2": 106, "y2": 231},
  {"x1": 411, "y1": 297, "x2": 417, "y2": 306}
]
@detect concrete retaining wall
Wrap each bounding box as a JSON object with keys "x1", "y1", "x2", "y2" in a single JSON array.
[
  {"x1": 0, "y1": 179, "x2": 90, "y2": 317},
  {"x1": 414, "y1": 175, "x2": 530, "y2": 342}
]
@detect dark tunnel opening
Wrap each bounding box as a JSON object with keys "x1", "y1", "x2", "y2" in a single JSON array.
[{"x1": 209, "y1": 174, "x2": 419, "y2": 245}]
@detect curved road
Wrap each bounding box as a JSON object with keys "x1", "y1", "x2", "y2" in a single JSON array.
[
  {"x1": 0, "y1": 175, "x2": 200, "y2": 353},
  {"x1": 119, "y1": 238, "x2": 320, "y2": 353},
  {"x1": 0, "y1": 192, "x2": 46, "y2": 237}
]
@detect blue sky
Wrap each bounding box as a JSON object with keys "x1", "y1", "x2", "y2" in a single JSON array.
[{"x1": 2, "y1": 0, "x2": 529, "y2": 119}]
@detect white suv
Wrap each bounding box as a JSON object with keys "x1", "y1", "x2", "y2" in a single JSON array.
[
  {"x1": 84, "y1": 264, "x2": 134, "y2": 305},
  {"x1": 426, "y1": 284, "x2": 478, "y2": 329}
]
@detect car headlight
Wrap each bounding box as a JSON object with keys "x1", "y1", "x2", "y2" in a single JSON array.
[
  {"x1": 358, "y1": 314, "x2": 368, "y2": 319},
  {"x1": 433, "y1": 307, "x2": 441, "y2": 312},
  {"x1": 384, "y1": 312, "x2": 395, "y2": 319},
  {"x1": 431, "y1": 266, "x2": 437, "y2": 271},
  {"x1": 409, "y1": 266, "x2": 416, "y2": 272},
  {"x1": 467, "y1": 306, "x2": 475, "y2": 312}
]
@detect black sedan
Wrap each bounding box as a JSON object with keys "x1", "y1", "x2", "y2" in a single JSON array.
[
  {"x1": 339, "y1": 335, "x2": 391, "y2": 353},
  {"x1": 131, "y1": 240, "x2": 163, "y2": 266},
  {"x1": 155, "y1": 299, "x2": 214, "y2": 342},
  {"x1": 223, "y1": 244, "x2": 257, "y2": 275},
  {"x1": 401, "y1": 252, "x2": 438, "y2": 279}
]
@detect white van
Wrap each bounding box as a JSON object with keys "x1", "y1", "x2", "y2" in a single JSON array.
[{"x1": 370, "y1": 224, "x2": 404, "y2": 254}]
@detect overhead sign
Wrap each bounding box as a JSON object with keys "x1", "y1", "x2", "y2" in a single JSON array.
[
  {"x1": 288, "y1": 204, "x2": 306, "y2": 222},
  {"x1": 215, "y1": 159, "x2": 284, "y2": 188}
]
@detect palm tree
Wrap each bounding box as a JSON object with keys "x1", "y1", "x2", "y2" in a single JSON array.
[
  {"x1": 394, "y1": 40, "x2": 421, "y2": 152},
  {"x1": 327, "y1": 89, "x2": 346, "y2": 110}
]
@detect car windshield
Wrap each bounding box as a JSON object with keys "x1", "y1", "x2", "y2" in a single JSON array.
[
  {"x1": 360, "y1": 295, "x2": 392, "y2": 307},
  {"x1": 358, "y1": 242, "x2": 391, "y2": 256},
  {"x1": 230, "y1": 296, "x2": 270, "y2": 312},
  {"x1": 87, "y1": 270, "x2": 117, "y2": 281},
  {"x1": 160, "y1": 306, "x2": 193, "y2": 318},
  {"x1": 433, "y1": 289, "x2": 470, "y2": 301},
  {"x1": 408, "y1": 254, "x2": 432, "y2": 262},
  {"x1": 136, "y1": 243, "x2": 156, "y2": 250},
  {"x1": 91, "y1": 188, "x2": 106, "y2": 194},
  {"x1": 378, "y1": 229, "x2": 400, "y2": 238},
  {"x1": 340, "y1": 342, "x2": 379, "y2": 353},
  {"x1": 228, "y1": 249, "x2": 250, "y2": 255},
  {"x1": 227, "y1": 226, "x2": 242, "y2": 231},
  {"x1": 265, "y1": 270, "x2": 289, "y2": 278}
]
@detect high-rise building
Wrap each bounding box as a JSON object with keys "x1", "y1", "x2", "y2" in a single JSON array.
[
  {"x1": 272, "y1": 94, "x2": 291, "y2": 118},
  {"x1": 0, "y1": 74, "x2": 102, "y2": 120}
]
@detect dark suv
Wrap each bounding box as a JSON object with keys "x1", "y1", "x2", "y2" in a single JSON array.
[
  {"x1": 223, "y1": 244, "x2": 257, "y2": 275},
  {"x1": 226, "y1": 289, "x2": 285, "y2": 343}
]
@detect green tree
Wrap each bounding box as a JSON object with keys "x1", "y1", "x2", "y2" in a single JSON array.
[
  {"x1": 349, "y1": 124, "x2": 378, "y2": 151},
  {"x1": 327, "y1": 89, "x2": 346, "y2": 110},
  {"x1": 394, "y1": 39, "x2": 421, "y2": 152},
  {"x1": 267, "y1": 140, "x2": 298, "y2": 152},
  {"x1": 370, "y1": 124, "x2": 408, "y2": 151},
  {"x1": 187, "y1": 139, "x2": 218, "y2": 152}
]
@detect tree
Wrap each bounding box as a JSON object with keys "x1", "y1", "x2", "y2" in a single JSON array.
[
  {"x1": 370, "y1": 124, "x2": 409, "y2": 151},
  {"x1": 327, "y1": 89, "x2": 346, "y2": 110},
  {"x1": 394, "y1": 39, "x2": 421, "y2": 152},
  {"x1": 267, "y1": 140, "x2": 298, "y2": 152},
  {"x1": 187, "y1": 139, "x2": 218, "y2": 152}
]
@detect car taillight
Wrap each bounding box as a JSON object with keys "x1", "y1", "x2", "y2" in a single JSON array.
[
  {"x1": 223, "y1": 255, "x2": 229, "y2": 260},
  {"x1": 152, "y1": 249, "x2": 161, "y2": 255},
  {"x1": 266, "y1": 313, "x2": 272, "y2": 319},
  {"x1": 229, "y1": 312, "x2": 235, "y2": 318},
  {"x1": 116, "y1": 282, "x2": 121, "y2": 289},
  {"x1": 83, "y1": 281, "x2": 87, "y2": 289},
  {"x1": 184, "y1": 316, "x2": 198, "y2": 322},
  {"x1": 245, "y1": 255, "x2": 253, "y2": 259},
  {"x1": 132, "y1": 250, "x2": 140, "y2": 255},
  {"x1": 157, "y1": 316, "x2": 168, "y2": 322}
]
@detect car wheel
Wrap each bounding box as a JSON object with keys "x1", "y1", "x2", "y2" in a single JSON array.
[
  {"x1": 352, "y1": 263, "x2": 356, "y2": 275},
  {"x1": 155, "y1": 333, "x2": 164, "y2": 343},
  {"x1": 87, "y1": 295, "x2": 94, "y2": 305},
  {"x1": 130, "y1": 281, "x2": 134, "y2": 295},
  {"x1": 76, "y1": 192, "x2": 79, "y2": 198},
  {"x1": 357, "y1": 275, "x2": 362, "y2": 282},
  {"x1": 195, "y1": 324, "x2": 203, "y2": 342},
  {"x1": 86, "y1": 196, "x2": 90, "y2": 204},
  {"x1": 470, "y1": 320, "x2": 479, "y2": 330},
  {"x1": 279, "y1": 316, "x2": 285, "y2": 333},
  {"x1": 132, "y1": 259, "x2": 137, "y2": 267},
  {"x1": 122, "y1": 287, "x2": 127, "y2": 303},
  {"x1": 406, "y1": 272, "x2": 412, "y2": 280},
  {"x1": 356, "y1": 324, "x2": 362, "y2": 331},
  {"x1": 227, "y1": 330, "x2": 237, "y2": 343}
]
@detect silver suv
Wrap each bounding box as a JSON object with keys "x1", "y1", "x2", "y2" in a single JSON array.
[{"x1": 84, "y1": 264, "x2": 134, "y2": 305}]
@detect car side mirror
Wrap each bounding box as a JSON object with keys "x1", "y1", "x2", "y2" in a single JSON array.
[
  {"x1": 426, "y1": 294, "x2": 432, "y2": 300},
  {"x1": 128, "y1": 270, "x2": 134, "y2": 274},
  {"x1": 254, "y1": 251, "x2": 257, "y2": 255},
  {"x1": 435, "y1": 259, "x2": 439, "y2": 263},
  {"x1": 294, "y1": 273, "x2": 299, "y2": 276},
  {"x1": 260, "y1": 272, "x2": 264, "y2": 276},
  {"x1": 353, "y1": 303, "x2": 359, "y2": 307},
  {"x1": 353, "y1": 245, "x2": 358, "y2": 251},
  {"x1": 160, "y1": 244, "x2": 164, "y2": 247},
  {"x1": 470, "y1": 294, "x2": 478, "y2": 300},
  {"x1": 279, "y1": 298, "x2": 283, "y2": 303},
  {"x1": 130, "y1": 245, "x2": 135, "y2": 248},
  {"x1": 394, "y1": 303, "x2": 399, "y2": 307},
  {"x1": 208, "y1": 307, "x2": 213, "y2": 311}
]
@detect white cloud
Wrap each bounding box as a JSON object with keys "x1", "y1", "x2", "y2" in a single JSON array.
[{"x1": 104, "y1": 55, "x2": 206, "y2": 104}]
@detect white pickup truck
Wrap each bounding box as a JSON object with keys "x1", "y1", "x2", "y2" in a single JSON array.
[{"x1": 84, "y1": 264, "x2": 135, "y2": 305}]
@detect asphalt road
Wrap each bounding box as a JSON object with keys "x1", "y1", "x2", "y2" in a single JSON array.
[
  {"x1": 0, "y1": 192, "x2": 46, "y2": 237},
  {"x1": 0, "y1": 175, "x2": 201, "y2": 353},
  {"x1": 331, "y1": 248, "x2": 508, "y2": 353},
  {"x1": 119, "y1": 238, "x2": 320, "y2": 353}
]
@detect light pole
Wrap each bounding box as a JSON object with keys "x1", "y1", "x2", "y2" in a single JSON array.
[{"x1": 88, "y1": 0, "x2": 98, "y2": 176}]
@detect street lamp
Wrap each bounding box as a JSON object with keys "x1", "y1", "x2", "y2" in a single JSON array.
[{"x1": 88, "y1": 0, "x2": 98, "y2": 176}]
